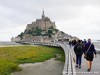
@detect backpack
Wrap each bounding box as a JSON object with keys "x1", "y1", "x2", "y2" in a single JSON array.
[{"x1": 76, "y1": 44, "x2": 83, "y2": 54}]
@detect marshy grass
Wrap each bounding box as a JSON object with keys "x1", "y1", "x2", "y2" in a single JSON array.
[{"x1": 0, "y1": 45, "x2": 65, "y2": 75}]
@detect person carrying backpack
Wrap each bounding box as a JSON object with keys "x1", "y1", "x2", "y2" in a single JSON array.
[{"x1": 74, "y1": 40, "x2": 84, "y2": 68}]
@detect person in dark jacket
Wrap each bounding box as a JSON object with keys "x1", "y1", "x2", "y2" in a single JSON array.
[
  {"x1": 83, "y1": 39, "x2": 87, "y2": 46},
  {"x1": 74, "y1": 40, "x2": 84, "y2": 68},
  {"x1": 84, "y1": 39, "x2": 97, "y2": 72}
]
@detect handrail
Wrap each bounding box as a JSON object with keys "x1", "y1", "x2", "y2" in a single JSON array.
[
  {"x1": 59, "y1": 42, "x2": 76, "y2": 75},
  {"x1": 69, "y1": 46, "x2": 76, "y2": 75}
]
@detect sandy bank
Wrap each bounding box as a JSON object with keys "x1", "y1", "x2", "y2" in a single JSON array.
[{"x1": 11, "y1": 58, "x2": 64, "y2": 75}]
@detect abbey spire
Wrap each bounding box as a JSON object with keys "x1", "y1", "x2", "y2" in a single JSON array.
[{"x1": 42, "y1": 9, "x2": 45, "y2": 19}]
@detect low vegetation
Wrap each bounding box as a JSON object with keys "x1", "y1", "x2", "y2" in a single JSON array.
[{"x1": 0, "y1": 46, "x2": 65, "y2": 75}]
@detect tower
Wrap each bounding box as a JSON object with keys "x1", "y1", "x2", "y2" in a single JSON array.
[{"x1": 42, "y1": 9, "x2": 45, "y2": 19}]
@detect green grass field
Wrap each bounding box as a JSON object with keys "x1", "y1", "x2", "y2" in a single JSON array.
[{"x1": 0, "y1": 46, "x2": 65, "y2": 75}]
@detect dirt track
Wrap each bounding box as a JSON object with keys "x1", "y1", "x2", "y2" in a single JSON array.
[{"x1": 11, "y1": 58, "x2": 64, "y2": 75}]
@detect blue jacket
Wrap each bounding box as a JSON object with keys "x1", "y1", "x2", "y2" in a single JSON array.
[{"x1": 84, "y1": 42, "x2": 96, "y2": 54}]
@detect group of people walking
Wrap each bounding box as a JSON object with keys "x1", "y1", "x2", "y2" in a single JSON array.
[{"x1": 71, "y1": 39, "x2": 97, "y2": 72}]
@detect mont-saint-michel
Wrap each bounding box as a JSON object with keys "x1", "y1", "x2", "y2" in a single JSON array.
[{"x1": 11, "y1": 10, "x2": 78, "y2": 42}]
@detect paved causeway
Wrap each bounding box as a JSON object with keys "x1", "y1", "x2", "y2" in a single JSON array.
[{"x1": 68, "y1": 44, "x2": 100, "y2": 75}]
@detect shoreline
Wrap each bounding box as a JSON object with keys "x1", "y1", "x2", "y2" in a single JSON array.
[
  {"x1": 0, "y1": 45, "x2": 23, "y2": 47},
  {"x1": 0, "y1": 44, "x2": 39, "y2": 47}
]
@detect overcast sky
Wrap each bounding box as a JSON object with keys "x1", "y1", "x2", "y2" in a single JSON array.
[{"x1": 0, "y1": 0, "x2": 100, "y2": 41}]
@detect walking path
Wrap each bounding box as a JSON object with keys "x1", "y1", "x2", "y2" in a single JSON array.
[{"x1": 69, "y1": 45, "x2": 100, "y2": 75}]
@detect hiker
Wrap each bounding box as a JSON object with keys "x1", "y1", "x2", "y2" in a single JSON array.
[
  {"x1": 74, "y1": 40, "x2": 84, "y2": 68},
  {"x1": 69, "y1": 41, "x2": 72, "y2": 48},
  {"x1": 83, "y1": 39, "x2": 87, "y2": 44},
  {"x1": 84, "y1": 39, "x2": 97, "y2": 72},
  {"x1": 72, "y1": 40, "x2": 77, "y2": 46},
  {"x1": 82, "y1": 39, "x2": 87, "y2": 47}
]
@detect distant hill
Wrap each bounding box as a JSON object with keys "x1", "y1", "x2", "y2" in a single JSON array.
[{"x1": 11, "y1": 10, "x2": 78, "y2": 42}]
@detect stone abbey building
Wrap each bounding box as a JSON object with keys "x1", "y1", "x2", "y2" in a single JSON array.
[
  {"x1": 25, "y1": 10, "x2": 56, "y2": 32},
  {"x1": 11, "y1": 11, "x2": 76, "y2": 42}
]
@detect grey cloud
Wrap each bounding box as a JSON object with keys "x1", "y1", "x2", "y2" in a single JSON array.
[{"x1": 0, "y1": 0, "x2": 100, "y2": 41}]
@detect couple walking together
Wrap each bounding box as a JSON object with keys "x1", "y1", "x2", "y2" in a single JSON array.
[{"x1": 74, "y1": 39, "x2": 97, "y2": 72}]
